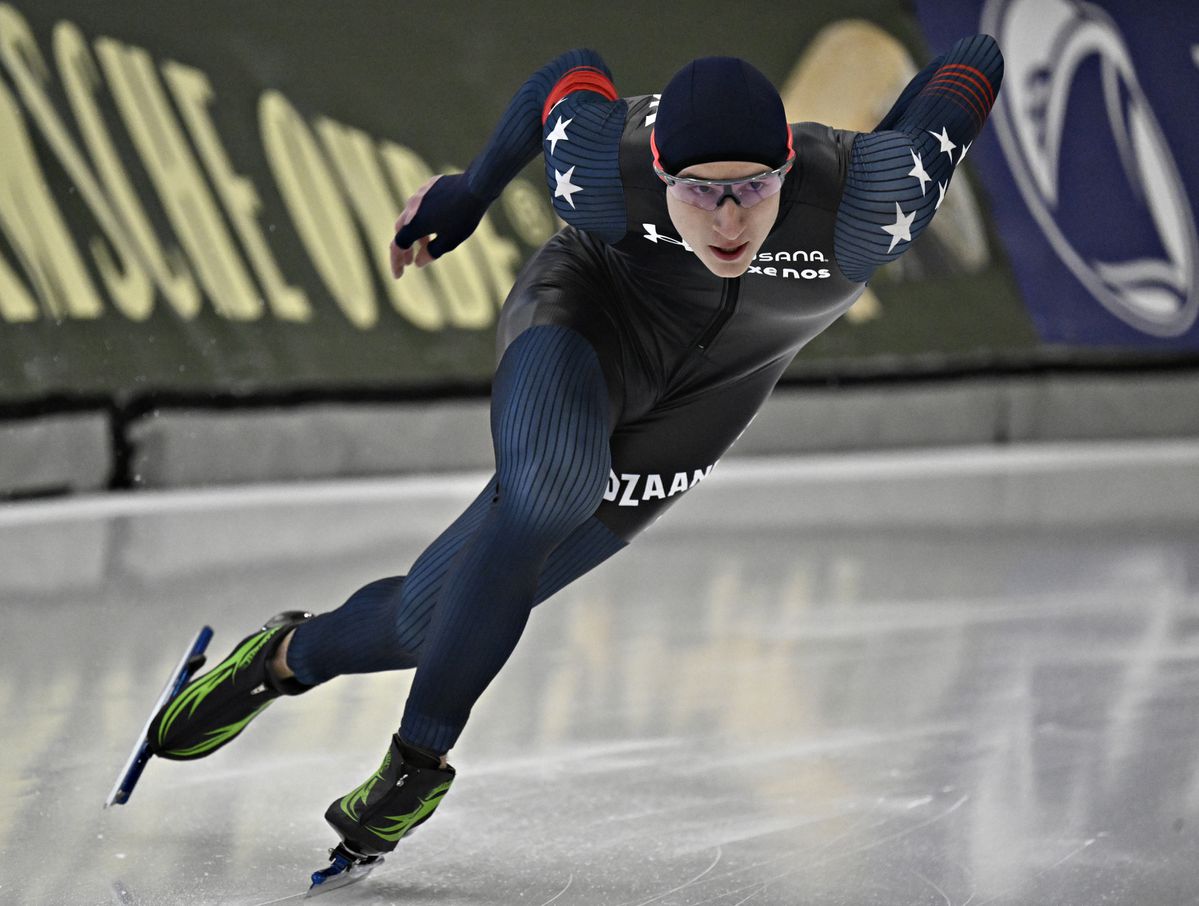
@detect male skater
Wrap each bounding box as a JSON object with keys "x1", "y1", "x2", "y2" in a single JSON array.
[{"x1": 145, "y1": 34, "x2": 1003, "y2": 881}]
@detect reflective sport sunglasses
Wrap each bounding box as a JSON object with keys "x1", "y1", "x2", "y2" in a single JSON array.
[
  {"x1": 650, "y1": 129, "x2": 797, "y2": 211},
  {"x1": 654, "y1": 155, "x2": 795, "y2": 211}
]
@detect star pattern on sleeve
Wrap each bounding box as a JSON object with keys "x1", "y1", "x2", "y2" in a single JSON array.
[
  {"x1": 881, "y1": 202, "x2": 917, "y2": 253},
  {"x1": 930, "y1": 126, "x2": 957, "y2": 157},
  {"x1": 546, "y1": 116, "x2": 572, "y2": 155},
  {"x1": 536, "y1": 87, "x2": 629, "y2": 242},
  {"x1": 907, "y1": 149, "x2": 931, "y2": 195},
  {"x1": 833, "y1": 34, "x2": 1002, "y2": 283},
  {"x1": 553, "y1": 166, "x2": 583, "y2": 208}
]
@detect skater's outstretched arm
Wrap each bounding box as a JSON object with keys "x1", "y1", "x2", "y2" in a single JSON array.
[
  {"x1": 832, "y1": 34, "x2": 1003, "y2": 282},
  {"x1": 391, "y1": 48, "x2": 622, "y2": 277}
]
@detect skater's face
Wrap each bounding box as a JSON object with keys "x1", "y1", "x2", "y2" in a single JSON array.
[{"x1": 665, "y1": 160, "x2": 782, "y2": 278}]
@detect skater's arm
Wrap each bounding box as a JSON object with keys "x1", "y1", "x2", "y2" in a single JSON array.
[
  {"x1": 832, "y1": 34, "x2": 1003, "y2": 283},
  {"x1": 392, "y1": 49, "x2": 617, "y2": 276}
]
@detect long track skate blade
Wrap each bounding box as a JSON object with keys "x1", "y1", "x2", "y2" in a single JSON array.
[
  {"x1": 104, "y1": 625, "x2": 214, "y2": 808},
  {"x1": 305, "y1": 852, "x2": 383, "y2": 897}
]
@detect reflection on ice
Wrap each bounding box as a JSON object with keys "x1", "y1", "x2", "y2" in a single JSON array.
[{"x1": 1, "y1": 444, "x2": 1197, "y2": 905}]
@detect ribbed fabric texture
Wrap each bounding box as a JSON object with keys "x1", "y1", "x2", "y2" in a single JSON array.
[
  {"x1": 834, "y1": 34, "x2": 1003, "y2": 282},
  {"x1": 542, "y1": 92, "x2": 628, "y2": 242},
  {"x1": 286, "y1": 326, "x2": 621, "y2": 753},
  {"x1": 286, "y1": 509, "x2": 625, "y2": 683},
  {"x1": 467, "y1": 48, "x2": 612, "y2": 203}
]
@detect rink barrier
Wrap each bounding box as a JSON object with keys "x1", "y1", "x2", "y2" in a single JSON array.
[
  {"x1": 5, "y1": 357, "x2": 1198, "y2": 497},
  {"x1": 0, "y1": 400, "x2": 113, "y2": 498},
  {"x1": 4, "y1": 441, "x2": 1198, "y2": 600}
]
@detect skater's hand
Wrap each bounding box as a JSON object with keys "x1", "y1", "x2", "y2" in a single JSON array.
[
  {"x1": 390, "y1": 177, "x2": 438, "y2": 278},
  {"x1": 390, "y1": 173, "x2": 487, "y2": 279}
]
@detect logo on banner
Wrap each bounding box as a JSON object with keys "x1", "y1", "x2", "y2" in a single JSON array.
[{"x1": 982, "y1": 0, "x2": 1199, "y2": 337}]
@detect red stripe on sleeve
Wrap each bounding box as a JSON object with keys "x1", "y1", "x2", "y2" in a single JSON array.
[
  {"x1": 542, "y1": 66, "x2": 618, "y2": 123},
  {"x1": 940, "y1": 64, "x2": 995, "y2": 105},
  {"x1": 933, "y1": 69, "x2": 994, "y2": 115},
  {"x1": 926, "y1": 75, "x2": 989, "y2": 122},
  {"x1": 924, "y1": 83, "x2": 985, "y2": 124}
]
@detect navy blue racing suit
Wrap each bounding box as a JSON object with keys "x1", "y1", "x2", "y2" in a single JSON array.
[{"x1": 286, "y1": 36, "x2": 1004, "y2": 753}]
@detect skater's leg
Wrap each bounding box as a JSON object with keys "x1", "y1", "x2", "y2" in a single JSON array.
[
  {"x1": 283, "y1": 498, "x2": 626, "y2": 686},
  {"x1": 284, "y1": 480, "x2": 496, "y2": 683},
  {"x1": 399, "y1": 324, "x2": 611, "y2": 753},
  {"x1": 316, "y1": 324, "x2": 611, "y2": 861}
]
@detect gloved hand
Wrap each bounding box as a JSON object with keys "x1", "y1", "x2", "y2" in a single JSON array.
[{"x1": 390, "y1": 174, "x2": 488, "y2": 278}]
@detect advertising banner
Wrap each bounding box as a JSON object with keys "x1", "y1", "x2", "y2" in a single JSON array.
[
  {"x1": 917, "y1": 0, "x2": 1199, "y2": 349},
  {"x1": 0, "y1": 1, "x2": 1040, "y2": 408}
]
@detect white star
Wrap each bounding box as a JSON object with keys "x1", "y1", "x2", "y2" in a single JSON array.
[
  {"x1": 907, "y1": 149, "x2": 931, "y2": 195},
  {"x1": 881, "y1": 202, "x2": 917, "y2": 253},
  {"x1": 546, "y1": 116, "x2": 572, "y2": 155},
  {"x1": 935, "y1": 180, "x2": 947, "y2": 210},
  {"x1": 958, "y1": 140, "x2": 972, "y2": 164},
  {"x1": 929, "y1": 126, "x2": 957, "y2": 157},
  {"x1": 553, "y1": 166, "x2": 583, "y2": 208}
]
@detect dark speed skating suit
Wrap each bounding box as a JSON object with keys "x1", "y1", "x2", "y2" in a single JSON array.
[
  {"x1": 285, "y1": 35, "x2": 1004, "y2": 755},
  {"x1": 157, "y1": 37, "x2": 1003, "y2": 775}
]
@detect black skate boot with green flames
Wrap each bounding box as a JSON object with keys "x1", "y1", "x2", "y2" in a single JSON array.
[
  {"x1": 308, "y1": 734, "x2": 455, "y2": 895},
  {"x1": 147, "y1": 610, "x2": 313, "y2": 760}
]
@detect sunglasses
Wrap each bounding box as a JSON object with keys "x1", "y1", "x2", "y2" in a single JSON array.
[{"x1": 653, "y1": 150, "x2": 795, "y2": 212}]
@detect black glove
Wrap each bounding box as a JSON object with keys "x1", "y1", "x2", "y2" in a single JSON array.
[{"x1": 394, "y1": 173, "x2": 488, "y2": 260}]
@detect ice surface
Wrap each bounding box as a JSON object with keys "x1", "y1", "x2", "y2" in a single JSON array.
[{"x1": 1, "y1": 442, "x2": 1197, "y2": 905}]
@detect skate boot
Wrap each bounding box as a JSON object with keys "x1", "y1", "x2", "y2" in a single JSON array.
[
  {"x1": 147, "y1": 610, "x2": 313, "y2": 760},
  {"x1": 308, "y1": 734, "x2": 455, "y2": 894}
]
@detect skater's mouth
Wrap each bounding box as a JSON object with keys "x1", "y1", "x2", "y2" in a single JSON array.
[{"x1": 710, "y1": 242, "x2": 748, "y2": 262}]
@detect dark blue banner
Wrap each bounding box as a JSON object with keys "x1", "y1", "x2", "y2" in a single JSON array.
[{"x1": 917, "y1": 0, "x2": 1199, "y2": 348}]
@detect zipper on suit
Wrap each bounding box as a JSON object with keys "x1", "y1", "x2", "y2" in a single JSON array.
[{"x1": 694, "y1": 277, "x2": 741, "y2": 350}]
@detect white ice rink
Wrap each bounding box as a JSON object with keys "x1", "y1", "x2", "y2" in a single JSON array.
[{"x1": 2, "y1": 442, "x2": 1198, "y2": 905}]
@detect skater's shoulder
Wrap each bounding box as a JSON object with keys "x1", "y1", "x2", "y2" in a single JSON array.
[{"x1": 540, "y1": 92, "x2": 630, "y2": 243}]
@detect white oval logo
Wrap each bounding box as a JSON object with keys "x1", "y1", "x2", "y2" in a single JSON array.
[{"x1": 982, "y1": 0, "x2": 1198, "y2": 337}]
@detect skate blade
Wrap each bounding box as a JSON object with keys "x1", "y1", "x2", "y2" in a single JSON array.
[
  {"x1": 305, "y1": 853, "x2": 383, "y2": 897},
  {"x1": 104, "y1": 626, "x2": 214, "y2": 808}
]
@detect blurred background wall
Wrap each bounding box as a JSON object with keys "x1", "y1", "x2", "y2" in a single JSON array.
[{"x1": 1, "y1": 0, "x2": 1195, "y2": 496}]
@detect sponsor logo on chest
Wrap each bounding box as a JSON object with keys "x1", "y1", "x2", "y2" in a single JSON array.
[
  {"x1": 640, "y1": 225, "x2": 831, "y2": 279},
  {"x1": 749, "y1": 249, "x2": 832, "y2": 280}
]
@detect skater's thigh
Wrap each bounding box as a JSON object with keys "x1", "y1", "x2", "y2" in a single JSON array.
[{"x1": 487, "y1": 324, "x2": 612, "y2": 531}]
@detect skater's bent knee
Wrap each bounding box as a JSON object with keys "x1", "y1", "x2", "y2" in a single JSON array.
[{"x1": 494, "y1": 459, "x2": 608, "y2": 535}]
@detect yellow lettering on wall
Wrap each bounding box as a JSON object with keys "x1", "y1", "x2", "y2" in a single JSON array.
[
  {"x1": 0, "y1": 242, "x2": 38, "y2": 322},
  {"x1": 317, "y1": 121, "x2": 442, "y2": 330},
  {"x1": 97, "y1": 38, "x2": 261, "y2": 320},
  {"x1": 0, "y1": 77, "x2": 101, "y2": 320},
  {"x1": 0, "y1": 4, "x2": 144, "y2": 319},
  {"x1": 501, "y1": 177, "x2": 557, "y2": 247},
  {"x1": 55, "y1": 22, "x2": 200, "y2": 320},
  {"x1": 259, "y1": 91, "x2": 376, "y2": 329},
  {"x1": 163, "y1": 62, "x2": 310, "y2": 323},
  {"x1": 461, "y1": 209, "x2": 522, "y2": 313},
  {"x1": 377, "y1": 144, "x2": 497, "y2": 330}
]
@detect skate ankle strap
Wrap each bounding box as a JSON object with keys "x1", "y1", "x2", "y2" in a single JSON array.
[
  {"x1": 393, "y1": 735, "x2": 446, "y2": 770},
  {"x1": 267, "y1": 671, "x2": 312, "y2": 696},
  {"x1": 262, "y1": 614, "x2": 315, "y2": 697}
]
